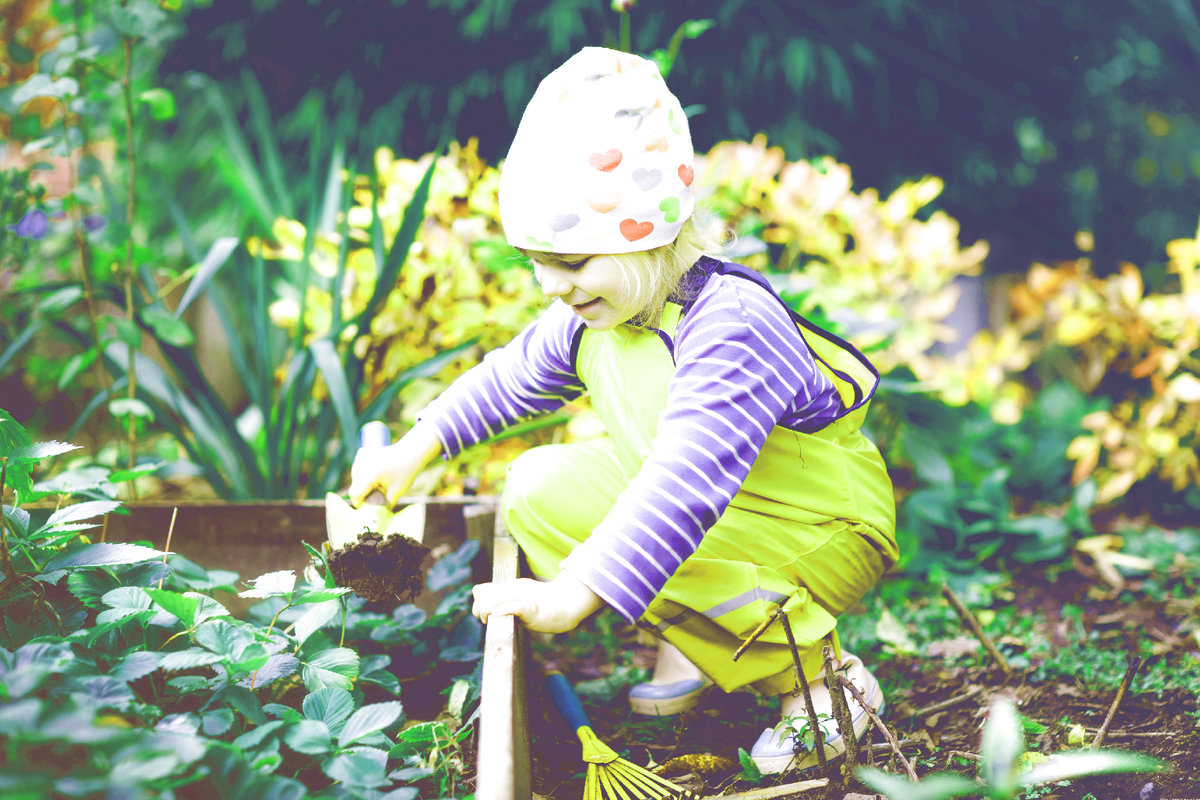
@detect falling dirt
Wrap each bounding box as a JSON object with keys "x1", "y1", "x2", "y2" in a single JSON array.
[{"x1": 327, "y1": 531, "x2": 429, "y2": 606}]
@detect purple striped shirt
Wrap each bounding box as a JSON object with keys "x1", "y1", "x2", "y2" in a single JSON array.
[{"x1": 417, "y1": 259, "x2": 843, "y2": 623}]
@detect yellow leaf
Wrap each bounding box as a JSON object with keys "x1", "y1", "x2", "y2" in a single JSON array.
[{"x1": 1056, "y1": 312, "x2": 1104, "y2": 346}]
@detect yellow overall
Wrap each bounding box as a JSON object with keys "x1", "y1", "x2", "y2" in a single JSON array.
[{"x1": 503, "y1": 301, "x2": 898, "y2": 695}]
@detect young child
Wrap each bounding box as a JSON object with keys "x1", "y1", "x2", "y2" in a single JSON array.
[{"x1": 349, "y1": 46, "x2": 898, "y2": 773}]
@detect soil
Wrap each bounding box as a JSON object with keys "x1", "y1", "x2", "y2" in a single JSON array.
[
  {"x1": 327, "y1": 530, "x2": 430, "y2": 606},
  {"x1": 517, "y1": 563, "x2": 1200, "y2": 800}
]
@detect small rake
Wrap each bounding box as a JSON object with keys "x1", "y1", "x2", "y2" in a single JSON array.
[{"x1": 546, "y1": 672, "x2": 699, "y2": 800}]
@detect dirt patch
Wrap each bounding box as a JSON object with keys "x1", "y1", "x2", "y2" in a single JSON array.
[
  {"x1": 526, "y1": 561, "x2": 1200, "y2": 799},
  {"x1": 327, "y1": 531, "x2": 429, "y2": 605}
]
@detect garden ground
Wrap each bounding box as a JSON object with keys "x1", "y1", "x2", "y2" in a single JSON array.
[{"x1": 498, "y1": 543, "x2": 1200, "y2": 800}]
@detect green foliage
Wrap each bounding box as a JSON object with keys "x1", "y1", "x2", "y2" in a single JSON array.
[
  {"x1": 0, "y1": 412, "x2": 486, "y2": 797},
  {"x1": 858, "y1": 696, "x2": 1167, "y2": 800}
]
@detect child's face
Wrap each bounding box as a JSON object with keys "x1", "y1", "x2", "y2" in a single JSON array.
[{"x1": 532, "y1": 254, "x2": 636, "y2": 331}]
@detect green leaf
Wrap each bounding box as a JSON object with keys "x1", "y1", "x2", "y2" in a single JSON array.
[
  {"x1": 138, "y1": 88, "x2": 176, "y2": 120},
  {"x1": 9, "y1": 441, "x2": 82, "y2": 465},
  {"x1": 159, "y1": 648, "x2": 223, "y2": 671},
  {"x1": 109, "y1": 398, "x2": 155, "y2": 420},
  {"x1": 111, "y1": 316, "x2": 143, "y2": 348},
  {"x1": 44, "y1": 543, "x2": 164, "y2": 572},
  {"x1": 323, "y1": 748, "x2": 389, "y2": 789},
  {"x1": 33, "y1": 499, "x2": 120, "y2": 535},
  {"x1": 226, "y1": 685, "x2": 267, "y2": 724},
  {"x1": 293, "y1": 587, "x2": 353, "y2": 604},
  {"x1": 856, "y1": 767, "x2": 979, "y2": 800},
  {"x1": 202, "y1": 707, "x2": 235, "y2": 736},
  {"x1": 108, "y1": 462, "x2": 163, "y2": 483},
  {"x1": 193, "y1": 619, "x2": 256, "y2": 658},
  {"x1": 338, "y1": 701, "x2": 404, "y2": 748},
  {"x1": 0, "y1": 410, "x2": 33, "y2": 502},
  {"x1": 738, "y1": 746, "x2": 763, "y2": 782},
  {"x1": 240, "y1": 653, "x2": 299, "y2": 689},
  {"x1": 303, "y1": 687, "x2": 356, "y2": 728},
  {"x1": 239, "y1": 570, "x2": 296, "y2": 599},
  {"x1": 682, "y1": 19, "x2": 714, "y2": 38},
  {"x1": 980, "y1": 697, "x2": 1025, "y2": 798},
  {"x1": 108, "y1": 651, "x2": 161, "y2": 682},
  {"x1": 233, "y1": 719, "x2": 285, "y2": 748},
  {"x1": 59, "y1": 348, "x2": 97, "y2": 390},
  {"x1": 141, "y1": 307, "x2": 195, "y2": 347},
  {"x1": 293, "y1": 599, "x2": 341, "y2": 645},
  {"x1": 145, "y1": 588, "x2": 199, "y2": 627},
  {"x1": 310, "y1": 339, "x2": 358, "y2": 463},
  {"x1": 284, "y1": 719, "x2": 334, "y2": 755},
  {"x1": 906, "y1": 433, "x2": 954, "y2": 487},
  {"x1": 175, "y1": 237, "x2": 239, "y2": 318},
  {"x1": 1021, "y1": 750, "x2": 1169, "y2": 786},
  {"x1": 111, "y1": 0, "x2": 168, "y2": 38},
  {"x1": 301, "y1": 648, "x2": 360, "y2": 692}
]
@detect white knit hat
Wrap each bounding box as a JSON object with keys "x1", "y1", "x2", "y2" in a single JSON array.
[{"x1": 499, "y1": 46, "x2": 697, "y2": 255}]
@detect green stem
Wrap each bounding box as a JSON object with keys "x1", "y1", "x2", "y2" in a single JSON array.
[
  {"x1": 251, "y1": 600, "x2": 292, "y2": 689},
  {"x1": 339, "y1": 598, "x2": 348, "y2": 647},
  {"x1": 0, "y1": 458, "x2": 12, "y2": 579},
  {"x1": 619, "y1": 12, "x2": 631, "y2": 53},
  {"x1": 120, "y1": 13, "x2": 139, "y2": 489}
]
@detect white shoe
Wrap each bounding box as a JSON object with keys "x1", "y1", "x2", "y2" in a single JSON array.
[
  {"x1": 748, "y1": 652, "x2": 884, "y2": 774},
  {"x1": 628, "y1": 639, "x2": 714, "y2": 716}
]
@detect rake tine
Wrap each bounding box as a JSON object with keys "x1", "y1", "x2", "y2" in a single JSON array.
[
  {"x1": 599, "y1": 766, "x2": 635, "y2": 800},
  {"x1": 611, "y1": 759, "x2": 679, "y2": 797},
  {"x1": 586, "y1": 765, "x2": 602, "y2": 800}
]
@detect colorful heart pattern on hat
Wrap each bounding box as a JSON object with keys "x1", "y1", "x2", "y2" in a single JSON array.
[
  {"x1": 619, "y1": 219, "x2": 654, "y2": 242},
  {"x1": 586, "y1": 191, "x2": 622, "y2": 214},
  {"x1": 632, "y1": 168, "x2": 661, "y2": 191},
  {"x1": 678, "y1": 164, "x2": 694, "y2": 186},
  {"x1": 549, "y1": 213, "x2": 580, "y2": 232},
  {"x1": 588, "y1": 148, "x2": 623, "y2": 172},
  {"x1": 659, "y1": 197, "x2": 680, "y2": 223},
  {"x1": 645, "y1": 133, "x2": 668, "y2": 153}
]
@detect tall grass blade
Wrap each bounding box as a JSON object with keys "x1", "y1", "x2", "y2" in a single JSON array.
[
  {"x1": 359, "y1": 340, "x2": 477, "y2": 422},
  {"x1": 201, "y1": 76, "x2": 277, "y2": 233},
  {"x1": 241, "y1": 67, "x2": 294, "y2": 220},
  {"x1": 310, "y1": 340, "x2": 358, "y2": 466},
  {"x1": 175, "y1": 237, "x2": 239, "y2": 318},
  {"x1": 0, "y1": 319, "x2": 42, "y2": 375}
]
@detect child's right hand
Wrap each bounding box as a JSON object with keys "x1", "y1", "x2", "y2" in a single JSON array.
[{"x1": 347, "y1": 422, "x2": 443, "y2": 507}]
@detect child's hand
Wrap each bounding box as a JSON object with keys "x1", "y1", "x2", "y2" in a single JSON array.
[
  {"x1": 472, "y1": 572, "x2": 604, "y2": 633},
  {"x1": 347, "y1": 422, "x2": 443, "y2": 507}
]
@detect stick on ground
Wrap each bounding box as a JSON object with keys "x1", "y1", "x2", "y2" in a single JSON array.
[
  {"x1": 837, "y1": 675, "x2": 918, "y2": 782},
  {"x1": 822, "y1": 643, "x2": 858, "y2": 786},
  {"x1": 941, "y1": 583, "x2": 1013, "y2": 679},
  {"x1": 1091, "y1": 655, "x2": 1142, "y2": 749},
  {"x1": 912, "y1": 685, "x2": 984, "y2": 718},
  {"x1": 732, "y1": 604, "x2": 785, "y2": 662},
  {"x1": 779, "y1": 613, "x2": 828, "y2": 774}
]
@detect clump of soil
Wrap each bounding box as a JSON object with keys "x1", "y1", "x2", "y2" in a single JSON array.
[{"x1": 328, "y1": 531, "x2": 429, "y2": 605}]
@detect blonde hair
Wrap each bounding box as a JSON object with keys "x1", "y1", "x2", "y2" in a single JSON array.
[{"x1": 518, "y1": 213, "x2": 727, "y2": 327}]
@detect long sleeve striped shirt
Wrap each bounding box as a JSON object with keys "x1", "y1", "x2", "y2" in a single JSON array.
[{"x1": 417, "y1": 258, "x2": 843, "y2": 623}]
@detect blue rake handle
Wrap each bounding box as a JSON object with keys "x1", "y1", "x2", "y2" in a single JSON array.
[{"x1": 546, "y1": 671, "x2": 591, "y2": 732}]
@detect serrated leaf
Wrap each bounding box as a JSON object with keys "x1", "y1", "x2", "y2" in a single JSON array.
[
  {"x1": 43, "y1": 543, "x2": 164, "y2": 572},
  {"x1": 108, "y1": 651, "x2": 161, "y2": 682},
  {"x1": 323, "y1": 748, "x2": 389, "y2": 789},
  {"x1": 392, "y1": 605, "x2": 426, "y2": 630},
  {"x1": 738, "y1": 746, "x2": 762, "y2": 782},
  {"x1": 302, "y1": 687, "x2": 355, "y2": 727},
  {"x1": 2, "y1": 505, "x2": 30, "y2": 537},
  {"x1": 159, "y1": 648, "x2": 223, "y2": 671},
  {"x1": 284, "y1": 719, "x2": 334, "y2": 755},
  {"x1": 193, "y1": 619, "x2": 255, "y2": 658},
  {"x1": 293, "y1": 599, "x2": 341, "y2": 646},
  {"x1": 226, "y1": 685, "x2": 267, "y2": 724},
  {"x1": 145, "y1": 588, "x2": 198, "y2": 627},
  {"x1": 8, "y1": 441, "x2": 82, "y2": 464},
  {"x1": 233, "y1": 719, "x2": 284, "y2": 749},
  {"x1": 293, "y1": 588, "x2": 353, "y2": 604},
  {"x1": 240, "y1": 653, "x2": 299, "y2": 689},
  {"x1": 338, "y1": 701, "x2": 404, "y2": 748},
  {"x1": 302, "y1": 648, "x2": 360, "y2": 692},
  {"x1": 239, "y1": 570, "x2": 296, "y2": 599},
  {"x1": 201, "y1": 707, "x2": 235, "y2": 736},
  {"x1": 33, "y1": 500, "x2": 121, "y2": 535}
]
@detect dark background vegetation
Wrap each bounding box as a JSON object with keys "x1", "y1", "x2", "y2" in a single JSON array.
[{"x1": 157, "y1": 0, "x2": 1200, "y2": 279}]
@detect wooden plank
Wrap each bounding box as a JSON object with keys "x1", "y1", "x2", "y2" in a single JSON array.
[
  {"x1": 94, "y1": 498, "x2": 488, "y2": 617},
  {"x1": 476, "y1": 513, "x2": 531, "y2": 800}
]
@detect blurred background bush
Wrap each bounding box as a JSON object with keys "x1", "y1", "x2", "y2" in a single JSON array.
[{"x1": 2, "y1": 0, "x2": 1198, "y2": 577}]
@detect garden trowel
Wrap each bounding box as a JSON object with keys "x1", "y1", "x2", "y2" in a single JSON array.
[{"x1": 324, "y1": 421, "x2": 425, "y2": 551}]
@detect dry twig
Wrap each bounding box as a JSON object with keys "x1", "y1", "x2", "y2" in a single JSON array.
[
  {"x1": 837, "y1": 675, "x2": 918, "y2": 782},
  {"x1": 780, "y1": 613, "x2": 827, "y2": 773},
  {"x1": 911, "y1": 685, "x2": 984, "y2": 718},
  {"x1": 822, "y1": 643, "x2": 858, "y2": 786},
  {"x1": 717, "y1": 777, "x2": 829, "y2": 799},
  {"x1": 1091, "y1": 655, "x2": 1142, "y2": 749},
  {"x1": 156, "y1": 508, "x2": 178, "y2": 590},
  {"x1": 940, "y1": 583, "x2": 1013, "y2": 679},
  {"x1": 732, "y1": 604, "x2": 786, "y2": 661}
]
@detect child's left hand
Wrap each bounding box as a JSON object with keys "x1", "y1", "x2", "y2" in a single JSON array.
[{"x1": 471, "y1": 571, "x2": 604, "y2": 633}]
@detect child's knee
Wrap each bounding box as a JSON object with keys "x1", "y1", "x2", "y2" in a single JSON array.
[{"x1": 503, "y1": 445, "x2": 567, "y2": 518}]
